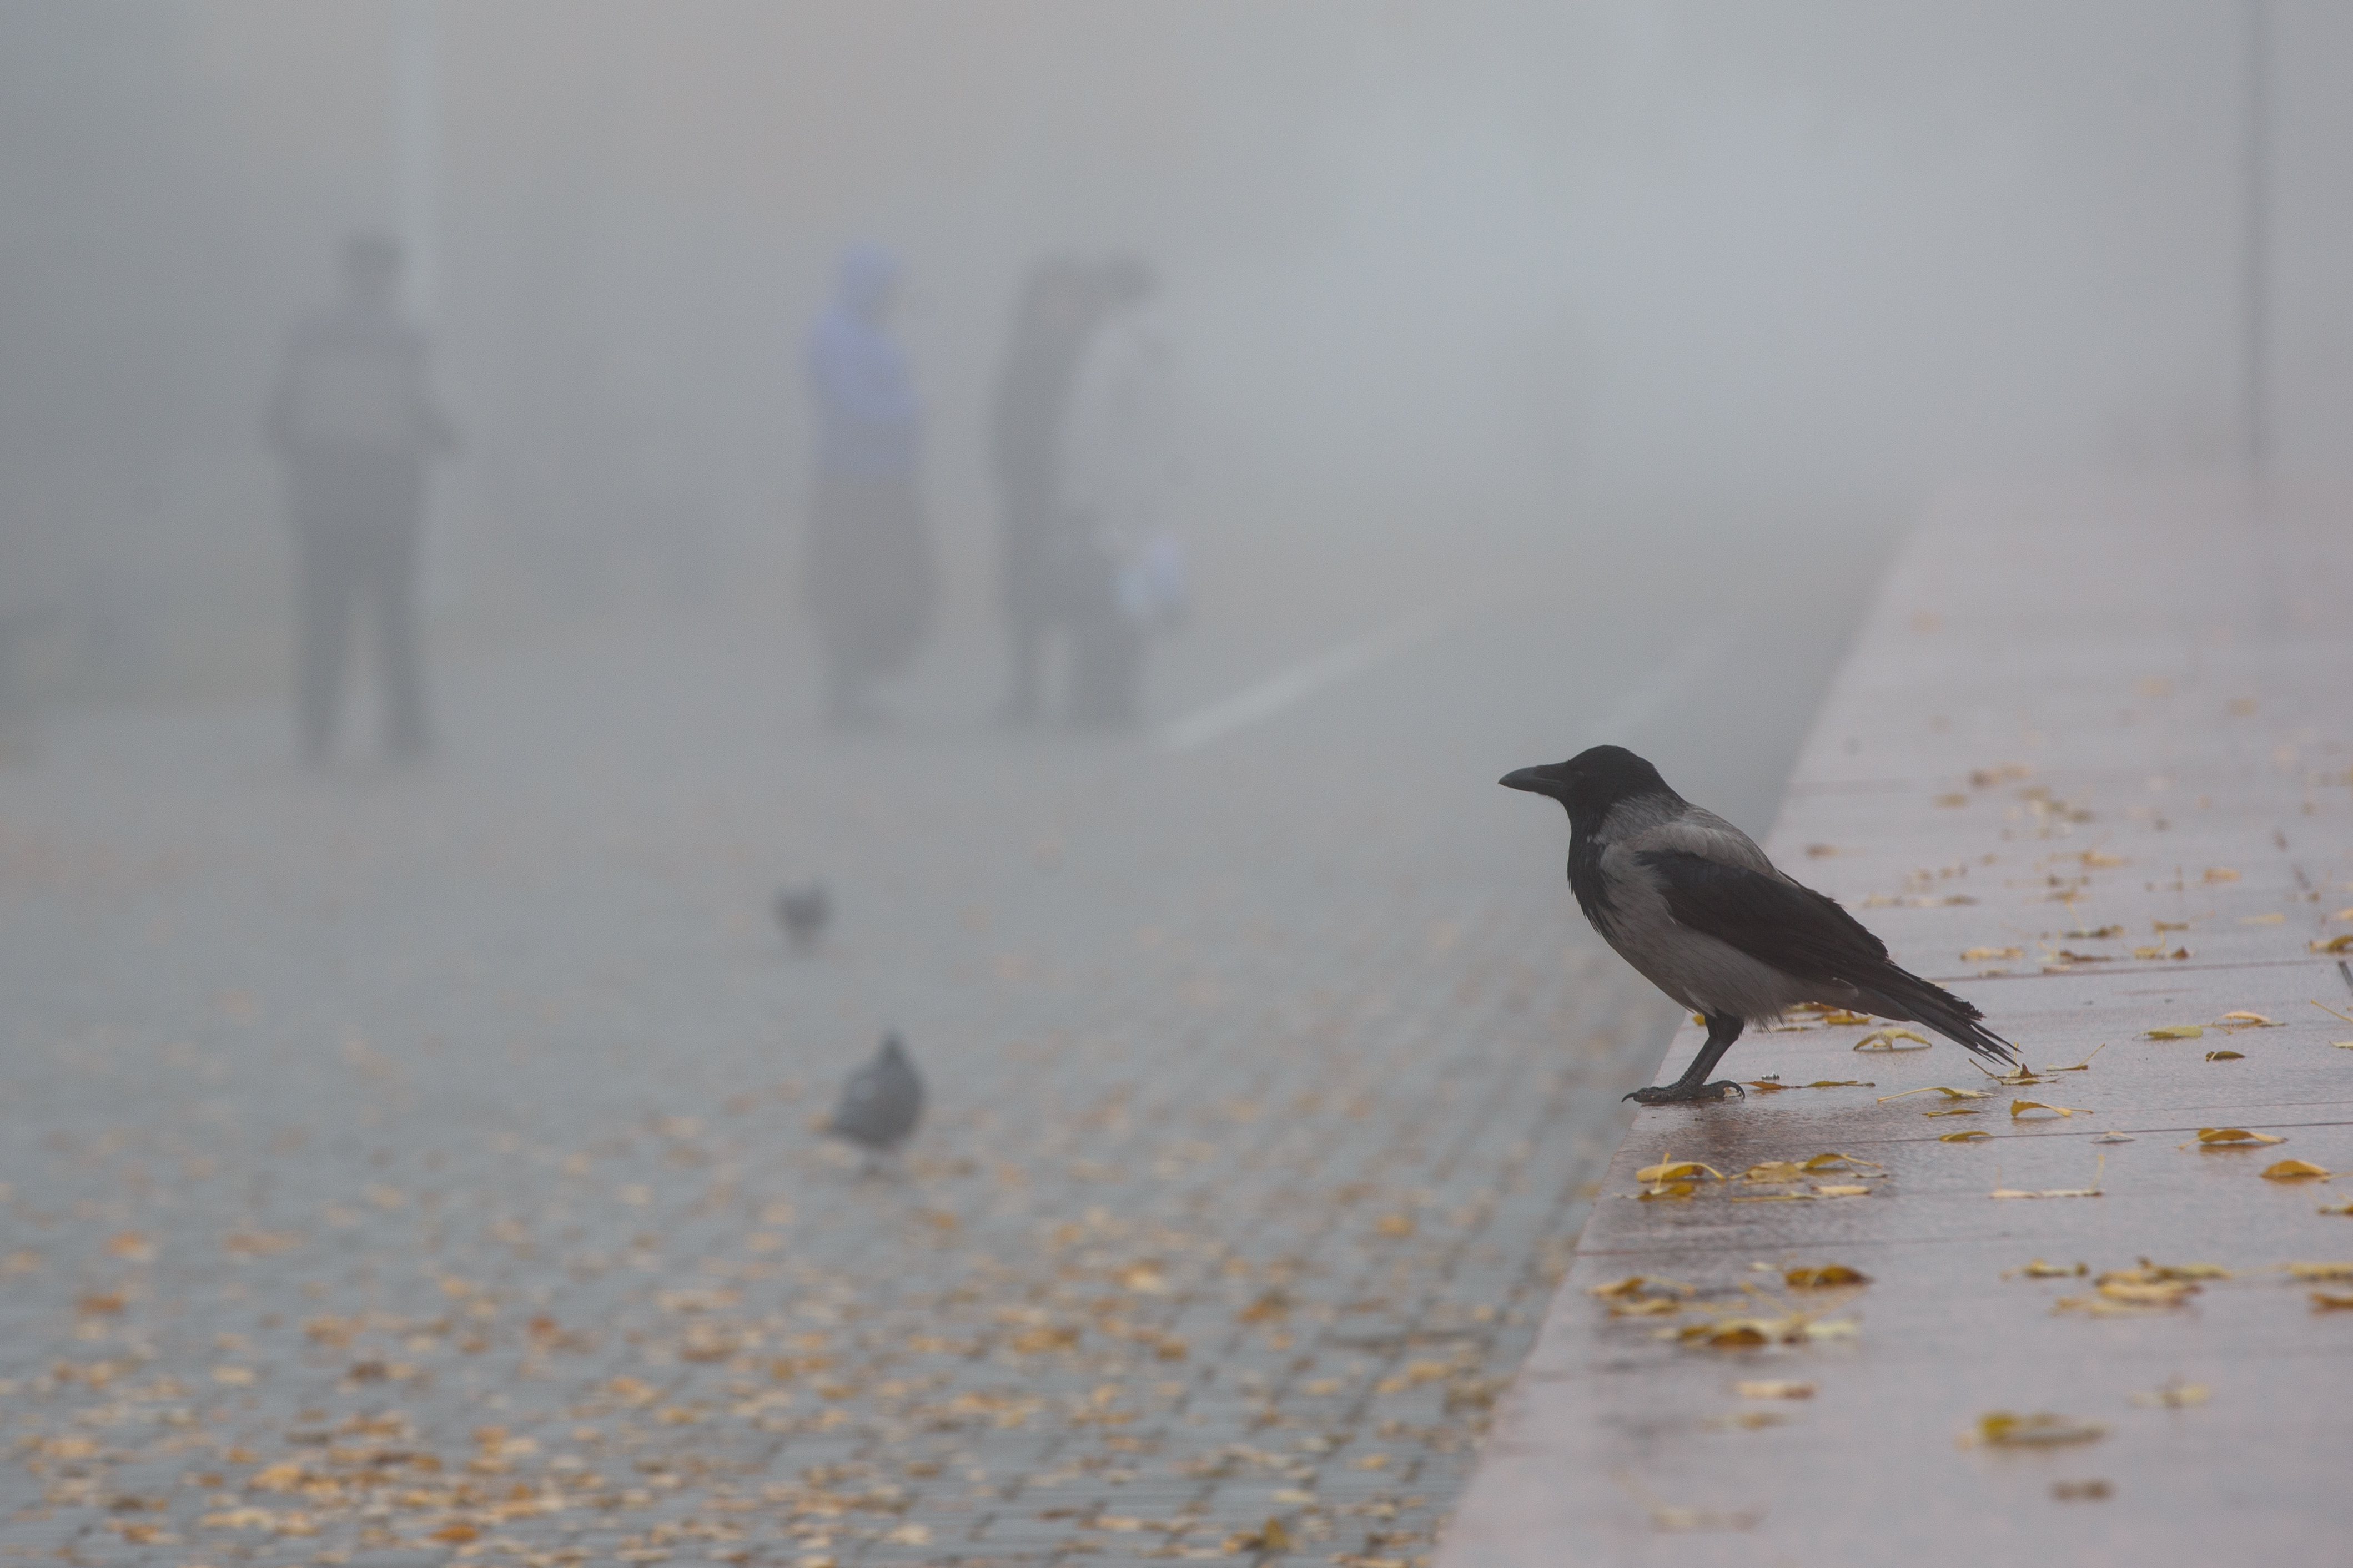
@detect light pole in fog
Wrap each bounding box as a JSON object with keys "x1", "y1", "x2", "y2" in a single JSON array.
[{"x1": 2240, "y1": 0, "x2": 2269, "y2": 488}]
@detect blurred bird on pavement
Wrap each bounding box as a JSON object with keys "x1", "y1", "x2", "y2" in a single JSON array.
[
  {"x1": 827, "y1": 1032, "x2": 923, "y2": 1171},
  {"x1": 775, "y1": 882, "x2": 832, "y2": 951}
]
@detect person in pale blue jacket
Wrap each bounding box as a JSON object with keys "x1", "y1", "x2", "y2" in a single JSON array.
[{"x1": 804, "y1": 245, "x2": 933, "y2": 728}]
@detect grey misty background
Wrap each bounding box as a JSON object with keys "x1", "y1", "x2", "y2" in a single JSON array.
[{"x1": 1, "y1": 0, "x2": 2345, "y2": 709}]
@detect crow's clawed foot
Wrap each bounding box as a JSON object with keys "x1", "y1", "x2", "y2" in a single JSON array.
[{"x1": 1623, "y1": 1080, "x2": 1746, "y2": 1105}]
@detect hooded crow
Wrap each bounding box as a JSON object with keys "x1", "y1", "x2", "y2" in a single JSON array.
[{"x1": 1501, "y1": 744, "x2": 2014, "y2": 1103}]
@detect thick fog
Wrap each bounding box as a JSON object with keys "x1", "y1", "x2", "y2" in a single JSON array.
[
  {"x1": 4, "y1": 11, "x2": 2350, "y2": 1547},
  {"x1": 6, "y1": 1, "x2": 2350, "y2": 709}
]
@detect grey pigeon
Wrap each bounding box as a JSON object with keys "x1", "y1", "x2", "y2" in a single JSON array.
[
  {"x1": 827, "y1": 1033, "x2": 923, "y2": 1168},
  {"x1": 775, "y1": 882, "x2": 831, "y2": 950},
  {"x1": 1501, "y1": 744, "x2": 2014, "y2": 1105}
]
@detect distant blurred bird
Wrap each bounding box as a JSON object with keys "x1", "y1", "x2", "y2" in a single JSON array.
[
  {"x1": 775, "y1": 883, "x2": 831, "y2": 950},
  {"x1": 1501, "y1": 744, "x2": 2015, "y2": 1104},
  {"x1": 827, "y1": 1033, "x2": 923, "y2": 1169}
]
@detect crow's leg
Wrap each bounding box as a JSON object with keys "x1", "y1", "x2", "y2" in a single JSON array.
[{"x1": 1625, "y1": 1012, "x2": 1747, "y2": 1104}]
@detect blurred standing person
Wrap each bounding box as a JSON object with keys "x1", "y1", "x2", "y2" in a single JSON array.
[
  {"x1": 267, "y1": 231, "x2": 456, "y2": 765},
  {"x1": 988, "y1": 257, "x2": 1097, "y2": 725},
  {"x1": 1058, "y1": 256, "x2": 1183, "y2": 729},
  {"x1": 805, "y1": 244, "x2": 933, "y2": 730}
]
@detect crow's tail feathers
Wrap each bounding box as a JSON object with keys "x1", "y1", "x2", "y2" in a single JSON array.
[{"x1": 1852, "y1": 964, "x2": 2017, "y2": 1065}]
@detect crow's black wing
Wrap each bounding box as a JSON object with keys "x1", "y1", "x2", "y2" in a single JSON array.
[
  {"x1": 1635, "y1": 848, "x2": 2013, "y2": 1063},
  {"x1": 1635, "y1": 849, "x2": 1887, "y2": 984}
]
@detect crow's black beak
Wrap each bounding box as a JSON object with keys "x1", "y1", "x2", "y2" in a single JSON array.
[{"x1": 1499, "y1": 765, "x2": 1561, "y2": 796}]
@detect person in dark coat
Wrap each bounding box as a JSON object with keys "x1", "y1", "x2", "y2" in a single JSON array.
[
  {"x1": 267, "y1": 231, "x2": 455, "y2": 765},
  {"x1": 988, "y1": 257, "x2": 1097, "y2": 725},
  {"x1": 805, "y1": 245, "x2": 933, "y2": 730}
]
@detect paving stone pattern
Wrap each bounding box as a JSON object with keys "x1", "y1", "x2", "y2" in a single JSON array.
[{"x1": 0, "y1": 613, "x2": 1680, "y2": 1568}]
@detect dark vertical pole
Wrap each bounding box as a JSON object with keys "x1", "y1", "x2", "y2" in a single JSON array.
[{"x1": 2243, "y1": 0, "x2": 2270, "y2": 486}]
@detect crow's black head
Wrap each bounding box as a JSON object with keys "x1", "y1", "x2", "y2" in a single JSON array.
[{"x1": 1500, "y1": 744, "x2": 1680, "y2": 834}]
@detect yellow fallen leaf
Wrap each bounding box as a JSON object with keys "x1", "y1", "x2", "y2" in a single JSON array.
[
  {"x1": 2312, "y1": 1291, "x2": 2353, "y2": 1310},
  {"x1": 1801, "y1": 1079, "x2": 1869, "y2": 1088},
  {"x1": 1879, "y1": 1085, "x2": 1992, "y2": 1102},
  {"x1": 1964, "y1": 1411, "x2": 2105, "y2": 1448},
  {"x1": 2052, "y1": 1295, "x2": 2157, "y2": 1316},
  {"x1": 2206, "y1": 1050, "x2": 2245, "y2": 1061},
  {"x1": 1813, "y1": 1185, "x2": 1871, "y2": 1197},
  {"x1": 1588, "y1": 1274, "x2": 1691, "y2": 1298},
  {"x1": 1818, "y1": 1010, "x2": 1873, "y2": 1025},
  {"x1": 1704, "y1": 1408, "x2": 1791, "y2": 1430},
  {"x1": 2010, "y1": 1100, "x2": 2090, "y2": 1118},
  {"x1": 2286, "y1": 1262, "x2": 2353, "y2": 1280},
  {"x1": 2126, "y1": 1259, "x2": 2230, "y2": 1280},
  {"x1": 1611, "y1": 1297, "x2": 1682, "y2": 1317},
  {"x1": 2094, "y1": 1279, "x2": 2196, "y2": 1306},
  {"x1": 2218, "y1": 1011, "x2": 2276, "y2": 1025},
  {"x1": 1670, "y1": 1315, "x2": 1847, "y2": 1348},
  {"x1": 1637, "y1": 1182, "x2": 1697, "y2": 1201},
  {"x1": 1784, "y1": 1264, "x2": 1869, "y2": 1288},
  {"x1": 1924, "y1": 1107, "x2": 1980, "y2": 1117},
  {"x1": 1854, "y1": 1028, "x2": 1932, "y2": 1052},
  {"x1": 2188, "y1": 1127, "x2": 2284, "y2": 1147},
  {"x1": 1636, "y1": 1156, "x2": 1726, "y2": 1183},
  {"x1": 2262, "y1": 1160, "x2": 2332, "y2": 1181},
  {"x1": 2319, "y1": 1202, "x2": 2353, "y2": 1216},
  {"x1": 1803, "y1": 1152, "x2": 1885, "y2": 1171},
  {"x1": 2042, "y1": 1043, "x2": 2108, "y2": 1073},
  {"x1": 1737, "y1": 1161, "x2": 1807, "y2": 1183},
  {"x1": 2010, "y1": 1259, "x2": 2084, "y2": 1278},
  {"x1": 1734, "y1": 1379, "x2": 1816, "y2": 1399},
  {"x1": 2144, "y1": 1025, "x2": 2204, "y2": 1040},
  {"x1": 2128, "y1": 1379, "x2": 2208, "y2": 1408},
  {"x1": 1962, "y1": 946, "x2": 2025, "y2": 961},
  {"x1": 2203, "y1": 867, "x2": 2240, "y2": 883},
  {"x1": 1941, "y1": 1130, "x2": 1994, "y2": 1142},
  {"x1": 2312, "y1": 935, "x2": 2353, "y2": 954}
]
